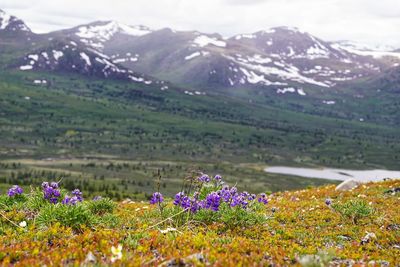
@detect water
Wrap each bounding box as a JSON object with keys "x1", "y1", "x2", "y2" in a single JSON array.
[{"x1": 264, "y1": 166, "x2": 400, "y2": 182}]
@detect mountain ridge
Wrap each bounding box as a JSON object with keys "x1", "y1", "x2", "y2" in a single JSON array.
[{"x1": 1, "y1": 8, "x2": 400, "y2": 96}]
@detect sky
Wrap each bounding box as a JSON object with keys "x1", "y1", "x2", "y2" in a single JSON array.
[{"x1": 1, "y1": 0, "x2": 399, "y2": 47}]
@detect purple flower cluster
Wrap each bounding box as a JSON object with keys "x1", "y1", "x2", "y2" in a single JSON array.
[
  {"x1": 173, "y1": 191, "x2": 204, "y2": 212},
  {"x1": 198, "y1": 174, "x2": 210, "y2": 183},
  {"x1": 258, "y1": 193, "x2": 268, "y2": 205},
  {"x1": 151, "y1": 174, "x2": 269, "y2": 214},
  {"x1": 205, "y1": 192, "x2": 221, "y2": 211},
  {"x1": 150, "y1": 192, "x2": 164, "y2": 204},
  {"x1": 214, "y1": 175, "x2": 222, "y2": 182},
  {"x1": 172, "y1": 185, "x2": 267, "y2": 213},
  {"x1": 42, "y1": 182, "x2": 61, "y2": 204},
  {"x1": 8, "y1": 185, "x2": 23, "y2": 197},
  {"x1": 62, "y1": 189, "x2": 84, "y2": 205}
]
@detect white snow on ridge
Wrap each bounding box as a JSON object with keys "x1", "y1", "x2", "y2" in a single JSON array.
[
  {"x1": 19, "y1": 65, "x2": 33, "y2": 70},
  {"x1": 297, "y1": 89, "x2": 306, "y2": 96},
  {"x1": 306, "y1": 45, "x2": 330, "y2": 59},
  {"x1": 185, "y1": 51, "x2": 210, "y2": 60},
  {"x1": 193, "y1": 35, "x2": 226, "y2": 48},
  {"x1": 332, "y1": 43, "x2": 400, "y2": 59},
  {"x1": 323, "y1": 100, "x2": 336, "y2": 105},
  {"x1": 80, "y1": 52, "x2": 91, "y2": 66},
  {"x1": 0, "y1": 10, "x2": 11, "y2": 30},
  {"x1": 234, "y1": 34, "x2": 256, "y2": 40},
  {"x1": 33, "y1": 80, "x2": 47, "y2": 84},
  {"x1": 76, "y1": 22, "x2": 151, "y2": 49},
  {"x1": 52, "y1": 50, "x2": 64, "y2": 60},
  {"x1": 113, "y1": 57, "x2": 138, "y2": 63},
  {"x1": 28, "y1": 54, "x2": 39, "y2": 61},
  {"x1": 227, "y1": 55, "x2": 331, "y2": 88},
  {"x1": 185, "y1": 52, "x2": 201, "y2": 60},
  {"x1": 277, "y1": 87, "x2": 296, "y2": 94},
  {"x1": 240, "y1": 68, "x2": 286, "y2": 86},
  {"x1": 276, "y1": 87, "x2": 306, "y2": 96}
]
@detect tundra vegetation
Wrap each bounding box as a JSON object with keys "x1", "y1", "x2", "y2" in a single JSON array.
[{"x1": 0, "y1": 173, "x2": 399, "y2": 266}]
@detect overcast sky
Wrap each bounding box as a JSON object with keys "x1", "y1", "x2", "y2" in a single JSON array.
[{"x1": 1, "y1": 0, "x2": 399, "y2": 47}]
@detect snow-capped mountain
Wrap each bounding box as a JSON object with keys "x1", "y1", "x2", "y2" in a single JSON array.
[
  {"x1": 90, "y1": 25, "x2": 397, "y2": 93},
  {"x1": 54, "y1": 21, "x2": 152, "y2": 50},
  {"x1": 0, "y1": 9, "x2": 31, "y2": 34},
  {"x1": 2, "y1": 8, "x2": 400, "y2": 94},
  {"x1": 331, "y1": 41, "x2": 400, "y2": 60},
  {"x1": 17, "y1": 39, "x2": 153, "y2": 83}
]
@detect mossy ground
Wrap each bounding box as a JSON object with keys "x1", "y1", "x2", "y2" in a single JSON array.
[{"x1": 0, "y1": 179, "x2": 399, "y2": 266}]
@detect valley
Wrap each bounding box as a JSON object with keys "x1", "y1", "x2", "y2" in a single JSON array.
[{"x1": 0, "y1": 8, "x2": 399, "y2": 199}]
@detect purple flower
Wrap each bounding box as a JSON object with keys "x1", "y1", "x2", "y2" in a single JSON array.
[
  {"x1": 8, "y1": 185, "x2": 23, "y2": 197},
  {"x1": 41, "y1": 182, "x2": 49, "y2": 189},
  {"x1": 325, "y1": 198, "x2": 332, "y2": 206},
  {"x1": 93, "y1": 196, "x2": 103, "y2": 201},
  {"x1": 150, "y1": 192, "x2": 164, "y2": 205},
  {"x1": 205, "y1": 192, "x2": 222, "y2": 211},
  {"x1": 190, "y1": 199, "x2": 203, "y2": 213},
  {"x1": 198, "y1": 174, "x2": 210, "y2": 183},
  {"x1": 248, "y1": 194, "x2": 257, "y2": 201},
  {"x1": 173, "y1": 192, "x2": 185, "y2": 206},
  {"x1": 258, "y1": 193, "x2": 268, "y2": 205},
  {"x1": 214, "y1": 175, "x2": 222, "y2": 181},
  {"x1": 62, "y1": 195, "x2": 79, "y2": 205},
  {"x1": 72, "y1": 189, "x2": 83, "y2": 201},
  {"x1": 231, "y1": 194, "x2": 249, "y2": 208},
  {"x1": 42, "y1": 181, "x2": 61, "y2": 204}
]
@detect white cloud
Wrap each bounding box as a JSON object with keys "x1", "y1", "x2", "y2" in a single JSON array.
[{"x1": 1, "y1": 0, "x2": 399, "y2": 47}]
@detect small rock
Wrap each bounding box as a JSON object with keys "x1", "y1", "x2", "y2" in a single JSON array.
[
  {"x1": 84, "y1": 251, "x2": 96, "y2": 263},
  {"x1": 337, "y1": 235, "x2": 352, "y2": 241},
  {"x1": 335, "y1": 179, "x2": 360, "y2": 191},
  {"x1": 386, "y1": 224, "x2": 400, "y2": 231},
  {"x1": 361, "y1": 232, "x2": 376, "y2": 245},
  {"x1": 384, "y1": 187, "x2": 400, "y2": 195}
]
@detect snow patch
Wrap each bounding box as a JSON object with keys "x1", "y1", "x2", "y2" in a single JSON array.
[
  {"x1": 76, "y1": 22, "x2": 151, "y2": 49},
  {"x1": 33, "y1": 80, "x2": 47, "y2": 84},
  {"x1": 185, "y1": 52, "x2": 201, "y2": 60},
  {"x1": 28, "y1": 54, "x2": 39, "y2": 61},
  {"x1": 193, "y1": 35, "x2": 226, "y2": 48},
  {"x1": 0, "y1": 10, "x2": 11, "y2": 30},
  {"x1": 297, "y1": 89, "x2": 306, "y2": 96},
  {"x1": 277, "y1": 87, "x2": 296, "y2": 94},
  {"x1": 235, "y1": 34, "x2": 256, "y2": 40},
  {"x1": 80, "y1": 52, "x2": 91, "y2": 66},
  {"x1": 52, "y1": 50, "x2": 64, "y2": 60},
  {"x1": 19, "y1": 65, "x2": 33, "y2": 70}
]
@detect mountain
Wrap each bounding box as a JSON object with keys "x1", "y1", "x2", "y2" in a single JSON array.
[
  {"x1": 367, "y1": 65, "x2": 400, "y2": 93},
  {"x1": 61, "y1": 23, "x2": 398, "y2": 94},
  {"x1": 16, "y1": 39, "x2": 154, "y2": 83},
  {"x1": 0, "y1": 9, "x2": 31, "y2": 35},
  {"x1": 331, "y1": 41, "x2": 400, "y2": 68},
  {"x1": 0, "y1": 10, "x2": 156, "y2": 84},
  {"x1": 2, "y1": 9, "x2": 400, "y2": 97},
  {"x1": 52, "y1": 20, "x2": 153, "y2": 50}
]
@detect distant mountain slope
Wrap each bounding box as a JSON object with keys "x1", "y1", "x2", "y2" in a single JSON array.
[
  {"x1": 17, "y1": 39, "x2": 154, "y2": 83},
  {"x1": 0, "y1": 9, "x2": 31, "y2": 34},
  {"x1": 0, "y1": 10, "x2": 159, "y2": 85},
  {"x1": 1, "y1": 8, "x2": 400, "y2": 97},
  {"x1": 59, "y1": 22, "x2": 397, "y2": 93}
]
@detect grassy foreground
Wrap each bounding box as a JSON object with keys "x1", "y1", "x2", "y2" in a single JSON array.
[{"x1": 0, "y1": 178, "x2": 399, "y2": 266}]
